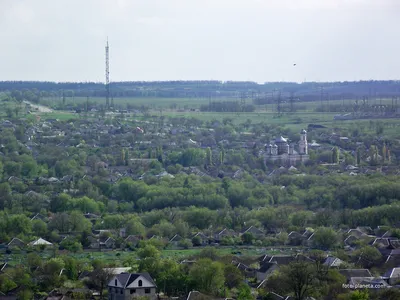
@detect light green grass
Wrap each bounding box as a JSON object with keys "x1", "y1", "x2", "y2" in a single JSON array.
[
  {"x1": 43, "y1": 96, "x2": 216, "y2": 109},
  {"x1": 44, "y1": 96, "x2": 397, "y2": 111}
]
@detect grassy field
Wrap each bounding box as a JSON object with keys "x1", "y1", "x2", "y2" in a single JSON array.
[
  {"x1": 43, "y1": 96, "x2": 397, "y2": 111},
  {"x1": 42, "y1": 96, "x2": 214, "y2": 109}
]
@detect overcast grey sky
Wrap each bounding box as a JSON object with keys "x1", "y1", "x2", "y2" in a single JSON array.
[{"x1": 1, "y1": 0, "x2": 399, "y2": 83}]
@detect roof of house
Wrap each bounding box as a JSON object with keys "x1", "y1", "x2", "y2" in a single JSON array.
[
  {"x1": 258, "y1": 262, "x2": 279, "y2": 273},
  {"x1": 241, "y1": 226, "x2": 264, "y2": 235},
  {"x1": 111, "y1": 272, "x2": 156, "y2": 289},
  {"x1": 169, "y1": 234, "x2": 183, "y2": 242},
  {"x1": 295, "y1": 254, "x2": 315, "y2": 263},
  {"x1": 288, "y1": 231, "x2": 305, "y2": 239},
  {"x1": 371, "y1": 238, "x2": 390, "y2": 247},
  {"x1": 216, "y1": 228, "x2": 237, "y2": 236},
  {"x1": 346, "y1": 229, "x2": 368, "y2": 238},
  {"x1": 0, "y1": 263, "x2": 8, "y2": 271},
  {"x1": 29, "y1": 237, "x2": 52, "y2": 246},
  {"x1": 260, "y1": 292, "x2": 285, "y2": 300},
  {"x1": 268, "y1": 255, "x2": 295, "y2": 265},
  {"x1": 323, "y1": 257, "x2": 344, "y2": 267},
  {"x1": 125, "y1": 235, "x2": 141, "y2": 243},
  {"x1": 339, "y1": 269, "x2": 373, "y2": 279},
  {"x1": 7, "y1": 238, "x2": 25, "y2": 247},
  {"x1": 382, "y1": 267, "x2": 400, "y2": 279},
  {"x1": 104, "y1": 268, "x2": 131, "y2": 275},
  {"x1": 78, "y1": 270, "x2": 92, "y2": 280},
  {"x1": 186, "y1": 291, "x2": 219, "y2": 300},
  {"x1": 193, "y1": 232, "x2": 208, "y2": 239},
  {"x1": 388, "y1": 240, "x2": 400, "y2": 249}
]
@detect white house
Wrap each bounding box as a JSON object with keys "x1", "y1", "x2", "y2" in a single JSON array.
[{"x1": 108, "y1": 272, "x2": 157, "y2": 300}]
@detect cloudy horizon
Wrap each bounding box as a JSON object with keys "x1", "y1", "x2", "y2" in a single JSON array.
[{"x1": 1, "y1": 0, "x2": 400, "y2": 83}]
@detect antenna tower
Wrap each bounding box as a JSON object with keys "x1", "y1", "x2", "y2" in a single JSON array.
[{"x1": 105, "y1": 38, "x2": 110, "y2": 109}]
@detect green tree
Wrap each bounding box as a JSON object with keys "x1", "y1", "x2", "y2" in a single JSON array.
[
  {"x1": 32, "y1": 219, "x2": 48, "y2": 236},
  {"x1": 60, "y1": 238, "x2": 83, "y2": 253},
  {"x1": 312, "y1": 227, "x2": 338, "y2": 250},
  {"x1": 50, "y1": 193, "x2": 71, "y2": 212},
  {"x1": 88, "y1": 266, "x2": 115, "y2": 298},
  {"x1": 40, "y1": 258, "x2": 65, "y2": 289},
  {"x1": 281, "y1": 261, "x2": 316, "y2": 300},
  {"x1": 350, "y1": 290, "x2": 369, "y2": 300},
  {"x1": 4, "y1": 161, "x2": 21, "y2": 177},
  {"x1": 356, "y1": 147, "x2": 362, "y2": 166},
  {"x1": 17, "y1": 289, "x2": 33, "y2": 300},
  {"x1": 369, "y1": 145, "x2": 378, "y2": 166},
  {"x1": 189, "y1": 259, "x2": 225, "y2": 296},
  {"x1": 332, "y1": 147, "x2": 340, "y2": 164},
  {"x1": 206, "y1": 147, "x2": 212, "y2": 166},
  {"x1": 354, "y1": 246, "x2": 382, "y2": 268},
  {"x1": 192, "y1": 235, "x2": 202, "y2": 246},
  {"x1": 0, "y1": 275, "x2": 17, "y2": 293},
  {"x1": 241, "y1": 232, "x2": 254, "y2": 245},
  {"x1": 382, "y1": 143, "x2": 387, "y2": 163},
  {"x1": 181, "y1": 148, "x2": 205, "y2": 166},
  {"x1": 120, "y1": 148, "x2": 126, "y2": 165},
  {"x1": 0, "y1": 182, "x2": 11, "y2": 210},
  {"x1": 157, "y1": 259, "x2": 188, "y2": 296},
  {"x1": 27, "y1": 253, "x2": 43, "y2": 269},
  {"x1": 125, "y1": 218, "x2": 146, "y2": 236},
  {"x1": 237, "y1": 283, "x2": 253, "y2": 300},
  {"x1": 61, "y1": 256, "x2": 79, "y2": 280},
  {"x1": 69, "y1": 210, "x2": 92, "y2": 232},
  {"x1": 224, "y1": 264, "x2": 244, "y2": 289}
]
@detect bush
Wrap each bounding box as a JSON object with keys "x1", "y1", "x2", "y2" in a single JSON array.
[{"x1": 179, "y1": 239, "x2": 192, "y2": 249}]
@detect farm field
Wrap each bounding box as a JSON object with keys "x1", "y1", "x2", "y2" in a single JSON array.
[{"x1": 42, "y1": 96, "x2": 397, "y2": 111}]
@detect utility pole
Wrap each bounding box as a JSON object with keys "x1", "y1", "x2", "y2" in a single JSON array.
[
  {"x1": 320, "y1": 86, "x2": 324, "y2": 112},
  {"x1": 289, "y1": 91, "x2": 295, "y2": 113},
  {"x1": 276, "y1": 90, "x2": 282, "y2": 117},
  {"x1": 240, "y1": 92, "x2": 246, "y2": 112},
  {"x1": 326, "y1": 92, "x2": 330, "y2": 113},
  {"x1": 105, "y1": 38, "x2": 110, "y2": 110},
  {"x1": 342, "y1": 95, "x2": 345, "y2": 112}
]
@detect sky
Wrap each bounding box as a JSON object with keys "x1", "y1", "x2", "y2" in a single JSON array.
[{"x1": 1, "y1": 0, "x2": 400, "y2": 83}]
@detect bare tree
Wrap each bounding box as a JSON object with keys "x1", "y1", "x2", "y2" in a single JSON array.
[
  {"x1": 281, "y1": 261, "x2": 316, "y2": 300},
  {"x1": 88, "y1": 267, "x2": 115, "y2": 299}
]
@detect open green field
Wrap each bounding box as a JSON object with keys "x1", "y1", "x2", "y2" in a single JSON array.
[
  {"x1": 43, "y1": 96, "x2": 214, "y2": 109},
  {"x1": 43, "y1": 96, "x2": 397, "y2": 111}
]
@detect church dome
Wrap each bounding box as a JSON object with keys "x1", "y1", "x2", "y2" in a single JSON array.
[
  {"x1": 275, "y1": 136, "x2": 287, "y2": 143},
  {"x1": 301, "y1": 129, "x2": 307, "y2": 134}
]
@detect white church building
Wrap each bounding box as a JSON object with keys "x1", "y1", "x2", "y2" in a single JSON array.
[{"x1": 265, "y1": 129, "x2": 309, "y2": 165}]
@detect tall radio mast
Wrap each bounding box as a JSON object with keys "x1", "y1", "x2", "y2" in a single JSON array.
[{"x1": 105, "y1": 38, "x2": 110, "y2": 109}]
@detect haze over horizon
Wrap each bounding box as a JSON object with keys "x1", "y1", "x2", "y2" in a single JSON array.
[{"x1": 1, "y1": 0, "x2": 400, "y2": 83}]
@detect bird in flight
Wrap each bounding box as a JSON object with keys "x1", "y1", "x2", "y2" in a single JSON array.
[{"x1": 293, "y1": 63, "x2": 297, "y2": 66}]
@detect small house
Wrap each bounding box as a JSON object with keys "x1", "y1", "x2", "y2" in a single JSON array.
[{"x1": 108, "y1": 272, "x2": 157, "y2": 300}]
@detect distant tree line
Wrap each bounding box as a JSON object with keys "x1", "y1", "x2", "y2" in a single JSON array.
[{"x1": 2, "y1": 80, "x2": 400, "y2": 100}]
